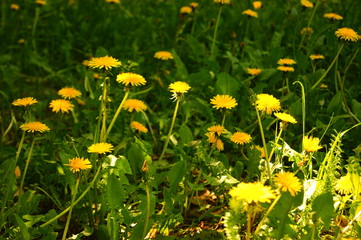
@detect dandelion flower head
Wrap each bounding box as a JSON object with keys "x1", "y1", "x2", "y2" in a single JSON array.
[
  {"x1": 277, "y1": 58, "x2": 296, "y2": 65},
  {"x1": 214, "y1": 0, "x2": 231, "y2": 4},
  {"x1": 230, "y1": 132, "x2": 252, "y2": 145},
  {"x1": 65, "y1": 157, "x2": 92, "y2": 173},
  {"x1": 190, "y1": 2, "x2": 199, "y2": 8},
  {"x1": 324, "y1": 13, "x2": 343, "y2": 20},
  {"x1": 12, "y1": 97, "x2": 38, "y2": 107},
  {"x1": 310, "y1": 54, "x2": 325, "y2": 60},
  {"x1": 255, "y1": 93, "x2": 281, "y2": 114},
  {"x1": 130, "y1": 121, "x2": 148, "y2": 133},
  {"x1": 86, "y1": 55, "x2": 121, "y2": 71},
  {"x1": 180, "y1": 6, "x2": 192, "y2": 14},
  {"x1": 205, "y1": 132, "x2": 217, "y2": 144},
  {"x1": 210, "y1": 95, "x2": 238, "y2": 110},
  {"x1": 88, "y1": 142, "x2": 114, "y2": 154},
  {"x1": 335, "y1": 28, "x2": 359, "y2": 42},
  {"x1": 229, "y1": 182, "x2": 276, "y2": 204},
  {"x1": 20, "y1": 121, "x2": 50, "y2": 133},
  {"x1": 303, "y1": 136, "x2": 322, "y2": 152},
  {"x1": 49, "y1": 99, "x2": 74, "y2": 113},
  {"x1": 169, "y1": 81, "x2": 191, "y2": 94},
  {"x1": 301, "y1": 27, "x2": 314, "y2": 35},
  {"x1": 36, "y1": 0, "x2": 47, "y2": 5},
  {"x1": 301, "y1": 0, "x2": 313, "y2": 8},
  {"x1": 154, "y1": 51, "x2": 174, "y2": 60},
  {"x1": 215, "y1": 139, "x2": 224, "y2": 151},
  {"x1": 242, "y1": 9, "x2": 258, "y2": 18},
  {"x1": 105, "y1": 0, "x2": 120, "y2": 3},
  {"x1": 11, "y1": 4, "x2": 20, "y2": 10},
  {"x1": 123, "y1": 99, "x2": 147, "y2": 112},
  {"x1": 253, "y1": 1, "x2": 262, "y2": 9},
  {"x1": 116, "y1": 72, "x2": 146, "y2": 87},
  {"x1": 254, "y1": 145, "x2": 266, "y2": 158},
  {"x1": 247, "y1": 68, "x2": 262, "y2": 76},
  {"x1": 207, "y1": 125, "x2": 226, "y2": 136},
  {"x1": 277, "y1": 66, "x2": 295, "y2": 72},
  {"x1": 274, "y1": 112, "x2": 297, "y2": 124},
  {"x1": 58, "y1": 87, "x2": 82, "y2": 99},
  {"x1": 335, "y1": 173, "x2": 361, "y2": 195},
  {"x1": 274, "y1": 172, "x2": 302, "y2": 196}
]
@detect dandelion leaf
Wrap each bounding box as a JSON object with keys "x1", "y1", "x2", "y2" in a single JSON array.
[
  {"x1": 216, "y1": 72, "x2": 240, "y2": 97},
  {"x1": 179, "y1": 124, "x2": 193, "y2": 144},
  {"x1": 311, "y1": 192, "x2": 334, "y2": 229},
  {"x1": 168, "y1": 160, "x2": 186, "y2": 193},
  {"x1": 106, "y1": 174, "x2": 125, "y2": 209}
]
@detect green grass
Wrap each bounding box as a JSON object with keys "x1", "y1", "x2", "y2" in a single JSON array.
[{"x1": 1, "y1": 0, "x2": 361, "y2": 239}]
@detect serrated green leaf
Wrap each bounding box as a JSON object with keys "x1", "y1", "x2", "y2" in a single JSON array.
[
  {"x1": 168, "y1": 161, "x2": 186, "y2": 193},
  {"x1": 215, "y1": 72, "x2": 240, "y2": 97},
  {"x1": 106, "y1": 174, "x2": 125, "y2": 209},
  {"x1": 178, "y1": 124, "x2": 193, "y2": 144}
]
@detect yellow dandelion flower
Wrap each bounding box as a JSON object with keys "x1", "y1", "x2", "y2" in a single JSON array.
[
  {"x1": 58, "y1": 87, "x2": 82, "y2": 99},
  {"x1": 14, "y1": 166, "x2": 21, "y2": 179},
  {"x1": 214, "y1": 0, "x2": 231, "y2": 4},
  {"x1": 335, "y1": 173, "x2": 361, "y2": 195},
  {"x1": 12, "y1": 97, "x2": 38, "y2": 107},
  {"x1": 301, "y1": 27, "x2": 314, "y2": 35},
  {"x1": 130, "y1": 121, "x2": 148, "y2": 133},
  {"x1": 86, "y1": 55, "x2": 121, "y2": 70},
  {"x1": 154, "y1": 51, "x2": 174, "y2": 60},
  {"x1": 230, "y1": 132, "x2": 252, "y2": 145},
  {"x1": 216, "y1": 139, "x2": 224, "y2": 151},
  {"x1": 123, "y1": 99, "x2": 147, "y2": 112},
  {"x1": 180, "y1": 6, "x2": 192, "y2": 14},
  {"x1": 274, "y1": 172, "x2": 302, "y2": 196},
  {"x1": 274, "y1": 112, "x2": 297, "y2": 124},
  {"x1": 205, "y1": 132, "x2": 217, "y2": 144},
  {"x1": 88, "y1": 142, "x2": 114, "y2": 154},
  {"x1": 11, "y1": 4, "x2": 20, "y2": 10},
  {"x1": 20, "y1": 122, "x2": 50, "y2": 133},
  {"x1": 210, "y1": 95, "x2": 238, "y2": 110},
  {"x1": 116, "y1": 72, "x2": 146, "y2": 87},
  {"x1": 335, "y1": 28, "x2": 359, "y2": 42},
  {"x1": 49, "y1": 99, "x2": 74, "y2": 113},
  {"x1": 254, "y1": 145, "x2": 266, "y2": 158},
  {"x1": 207, "y1": 125, "x2": 226, "y2": 136},
  {"x1": 309, "y1": 54, "x2": 325, "y2": 60},
  {"x1": 247, "y1": 68, "x2": 262, "y2": 76},
  {"x1": 300, "y1": 0, "x2": 313, "y2": 8},
  {"x1": 277, "y1": 66, "x2": 295, "y2": 72},
  {"x1": 190, "y1": 2, "x2": 199, "y2": 8},
  {"x1": 36, "y1": 0, "x2": 46, "y2": 5},
  {"x1": 242, "y1": 9, "x2": 258, "y2": 18},
  {"x1": 105, "y1": 0, "x2": 120, "y2": 3},
  {"x1": 18, "y1": 39, "x2": 25, "y2": 44},
  {"x1": 229, "y1": 182, "x2": 276, "y2": 204},
  {"x1": 65, "y1": 157, "x2": 92, "y2": 173},
  {"x1": 324, "y1": 13, "x2": 343, "y2": 20},
  {"x1": 253, "y1": 1, "x2": 262, "y2": 9},
  {"x1": 303, "y1": 136, "x2": 322, "y2": 152},
  {"x1": 277, "y1": 58, "x2": 296, "y2": 65},
  {"x1": 255, "y1": 93, "x2": 281, "y2": 114},
  {"x1": 169, "y1": 81, "x2": 191, "y2": 94}
]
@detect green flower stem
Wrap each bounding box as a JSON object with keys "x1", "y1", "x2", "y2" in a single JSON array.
[
  {"x1": 221, "y1": 111, "x2": 226, "y2": 127},
  {"x1": 246, "y1": 211, "x2": 251, "y2": 240},
  {"x1": 62, "y1": 177, "x2": 80, "y2": 240},
  {"x1": 71, "y1": 110, "x2": 79, "y2": 124},
  {"x1": 298, "y1": 0, "x2": 319, "y2": 50},
  {"x1": 255, "y1": 108, "x2": 272, "y2": 186},
  {"x1": 40, "y1": 166, "x2": 102, "y2": 228},
  {"x1": 100, "y1": 78, "x2": 109, "y2": 142},
  {"x1": 106, "y1": 90, "x2": 130, "y2": 137},
  {"x1": 293, "y1": 81, "x2": 306, "y2": 151},
  {"x1": 0, "y1": 131, "x2": 26, "y2": 226},
  {"x1": 18, "y1": 136, "x2": 36, "y2": 209},
  {"x1": 266, "y1": 126, "x2": 284, "y2": 165},
  {"x1": 254, "y1": 194, "x2": 281, "y2": 235},
  {"x1": 32, "y1": 7, "x2": 40, "y2": 52},
  {"x1": 142, "y1": 111, "x2": 158, "y2": 147},
  {"x1": 311, "y1": 43, "x2": 344, "y2": 90},
  {"x1": 158, "y1": 98, "x2": 180, "y2": 162},
  {"x1": 210, "y1": 5, "x2": 223, "y2": 59},
  {"x1": 142, "y1": 180, "x2": 151, "y2": 240}
]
